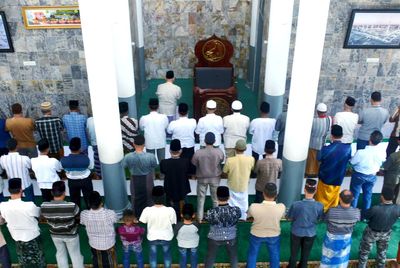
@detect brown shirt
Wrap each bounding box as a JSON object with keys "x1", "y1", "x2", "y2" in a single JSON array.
[
  {"x1": 248, "y1": 201, "x2": 286, "y2": 237},
  {"x1": 254, "y1": 156, "x2": 282, "y2": 192},
  {"x1": 5, "y1": 117, "x2": 35, "y2": 148},
  {"x1": 192, "y1": 147, "x2": 224, "y2": 183}
]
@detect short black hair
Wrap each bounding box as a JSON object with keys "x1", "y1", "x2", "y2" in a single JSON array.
[
  {"x1": 69, "y1": 137, "x2": 81, "y2": 151},
  {"x1": 216, "y1": 186, "x2": 230, "y2": 202},
  {"x1": 331, "y1": 125, "x2": 343, "y2": 138},
  {"x1": 260, "y1": 102, "x2": 270, "y2": 114},
  {"x1": 8, "y1": 178, "x2": 22, "y2": 194},
  {"x1": 37, "y1": 138, "x2": 50, "y2": 152},
  {"x1": 371, "y1": 91, "x2": 381, "y2": 102},
  {"x1": 119, "y1": 102, "x2": 129, "y2": 114},
  {"x1": 6, "y1": 138, "x2": 17, "y2": 151},
  {"x1": 263, "y1": 183, "x2": 277, "y2": 198},
  {"x1": 370, "y1": 130, "x2": 383, "y2": 145},
  {"x1": 134, "y1": 135, "x2": 145, "y2": 146},
  {"x1": 152, "y1": 186, "x2": 165, "y2": 205},
  {"x1": 340, "y1": 190, "x2": 353, "y2": 205},
  {"x1": 88, "y1": 191, "x2": 102, "y2": 209},
  {"x1": 182, "y1": 203, "x2": 194, "y2": 220},
  {"x1": 345, "y1": 96, "x2": 356, "y2": 107},
  {"x1": 122, "y1": 209, "x2": 136, "y2": 222},
  {"x1": 11, "y1": 103, "x2": 22, "y2": 114},
  {"x1": 264, "y1": 140, "x2": 276, "y2": 154},
  {"x1": 166, "y1": 70, "x2": 174, "y2": 79},
  {"x1": 69, "y1": 100, "x2": 79, "y2": 110},
  {"x1": 149, "y1": 98, "x2": 159, "y2": 110},
  {"x1": 381, "y1": 187, "x2": 395, "y2": 201},
  {"x1": 52, "y1": 181, "x2": 66, "y2": 197},
  {"x1": 305, "y1": 179, "x2": 317, "y2": 194},
  {"x1": 178, "y1": 103, "x2": 189, "y2": 115}
]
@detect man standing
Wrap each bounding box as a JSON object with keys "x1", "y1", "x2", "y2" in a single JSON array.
[
  {"x1": 321, "y1": 190, "x2": 360, "y2": 267},
  {"x1": 357, "y1": 91, "x2": 389, "y2": 150},
  {"x1": 358, "y1": 188, "x2": 400, "y2": 268},
  {"x1": 195, "y1": 100, "x2": 224, "y2": 148},
  {"x1": 0, "y1": 139, "x2": 34, "y2": 201},
  {"x1": 119, "y1": 102, "x2": 138, "y2": 153},
  {"x1": 246, "y1": 183, "x2": 285, "y2": 268},
  {"x1": 5, "y1": 103, "x2": 37, "y2": 158},
  {"x1": 0, "y1": 178, "x2": 45, "y2": 267},
  {"x1": 249, "y1": 102, "x2": 276, "y2": 162},
  {"x1": 382, "y1": 136, "x2": 400, "y2": 192},
  {"x1": 315, "y1": 125, "x2": 352, "y2": 211},
  {"x1": 305, "y1": 103, "x2": 331, "y2": 177},
  {"x1": 35, "y1": 101, "x2": 64, "y2": 159},
  {"x1": 287, "y1": 179, "x2": 323, "y2": 268},
  {"x1": 62, "y1": 100, "x2": 88, "y2": 154},
  {"x1": 86, "y1": 115, "x2": 101, "y2": 178},
  {"x1": 139, "y1": 98, "x2": 169, "y2": 163},
  {"x1": 192, "y1": 132, "x2": 224, "y2": 221},
  {"x1": 334, "y1": 96, "x2": 358, "y2": 145},
  {"x1": 122, "y1": 135, "x2": 157, "y2": 218},
  {"x1": 156, "y1": 70, "x2": 182, "y2": 121},
  {"x1": 223, "y1": 100, "x2": 250, "y2": 157},
  {"x1": 222, "y1": 139, "x2": 255, "y2": 220},
  {"x1": 386, "y1": 105, "x2": 400, "y2": 158},
  {"x1": 41, "y1": 181, "x2": 84, "y2": 268},
  {"x1": 275, "y1": 99, "x2": 288, "y2": 159}
]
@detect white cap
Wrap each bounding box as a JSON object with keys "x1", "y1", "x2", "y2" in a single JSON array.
[
  {"x1": 316, "y1": 103, "x2": 327, "y2": 112},
  {"x1": 231, "y1": 100, "x2": 242, "y2": 110},
  {"x1": 206, "y1": 100, "x2": 217, "y2": 109}
]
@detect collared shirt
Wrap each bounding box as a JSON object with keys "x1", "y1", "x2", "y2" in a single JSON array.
[
  {"x1": 334, "y1": 111, "x2": 358, "y2": 144},
  {"x1": 287, "y1": 199, "x2": 324, "y2": 237},
  {"x1": 223, "y1": 154, "x2": 255, "y2": 192},
  {"x1": 365, "y1": 203, "x2": 400, "y2": 232},
  {"x1": 167, "y1": 116, "x2": 197, "y2": 148},
  {"x1": 195, "y1": 113, "x2": 224, "y2": 146},
  {"x1": 122, "y1": 151, "x2": 157, "y2": 176},
  {"x1": 192, "y1": 147, "x2": 224, "y2": 183},
  {"x1": 139, "y1": 205, "x2": 177, "y2": 241},
  {"x1": 325, "y1": 205, "x2": 360, "y2": 235},
  {"x1": 5, "y1": 117, "x2": 35, "y2": 148},
  {"x1": 86, "y1": 117, "x2": 97, "y2": 146},
  {"x1": 41, "y1": 200, "x2": 80, "y2": 238},
  {"x1": 309, "y1": 116, "x2": 331, "y2": 150},
  {"x1": 205, "y1": 204, "x2": 241, "y2": 241},
  {"x1": 120, "y1": 116, "x2": 138, "y2": 151},
  {"x1": 139, "y1": 112, "x2": 169, "y2": 150},
  {"x1": 62, "y1": 112, "x2": 88, "y2": 151},
  {"x1": 318, "y1": 141, "x2": 352, "y2": 186},
  {"x1": 275, "y1": 112, "x2": 287, "y2": 145},
  {"x1": 358, "y1": 105, "x2": 389, "y2": 141},
  {"x1": 60, "y1": 153, "x2": 92, "y2": 179},
  {"x1": 80, "y1": 207, "x2": 118, "y2": 250},
  {"x1": 31, "y1": 155, "x2": 62, "y2": 189},
  {"x1": 35, "y1": 116, "x2": 64, "y2": 153},
  {"x1": 249, "y1": 117, "x2": 276, "y2": 154},
  {"x1": 223, "y1": 112, "x2": 250, "y2": 149},
  {"x1": 248, "y1": 201, "x2": 286, "y2": 237},
  {"x1": 254, "y1": 156, "x2": 282, "y2": 192},
  {"x1": 350, "y1": 145, "x2": 386, "y2": 175},
  {"x1": 0, "y1": 152, "x2": 32, "y2": 189},
  {"x1": 156, "y1": 82, "x2": 182, "y2": 116},
  {"x1": 0, "y1": 119, "x2": 11, "y2": 148},
  {"x1": 0, "y1": 198, "x2": 40, "y2": 242}
]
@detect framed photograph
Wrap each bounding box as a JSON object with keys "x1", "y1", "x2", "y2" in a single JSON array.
[
  {"x1": 0, "y1": 11, "x2": 14, "y2": 52},
  {"x1": 22, "y1": 6, "x2": 80, "y2": 29},
  {"x1": 344, "y1": 9, "x2": 400, "y2": 48}
]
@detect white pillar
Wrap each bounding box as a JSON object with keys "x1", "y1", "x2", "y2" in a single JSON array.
[
  {"x1": 79, "y1": 0, "x2": 129, "y2": 213},
  {"x1": 263, "y1": 0, "x2": 294, "y2": 118},
  {"x1": 247, "y1": 0, "x2": 263, "y2": 91},
  {"x1": 134, "y1": 0, "x2": 147, "y2": 91},
  {"x1": 279, "y1": 0, "x2": 331, "y2": 206}
]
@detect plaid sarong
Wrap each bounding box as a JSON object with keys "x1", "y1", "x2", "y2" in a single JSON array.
[
  {"x1": 320, "y1": 232, "x2": 352, "y2": 268},
  {"x1": 15, "y1": 236, "x2": 46, "y2": 268}
]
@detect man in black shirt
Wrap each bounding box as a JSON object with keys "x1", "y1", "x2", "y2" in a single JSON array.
[{"x1": 358, "y1": 187, "x2": 400, "y2": 268}]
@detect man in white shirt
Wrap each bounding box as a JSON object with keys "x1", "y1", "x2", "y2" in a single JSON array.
[
  {"x1": 167, "y1": 103, "x2": 197, "y2": 174},
  {"x1": 156, "y1": 70, "x2": 182, "y2": 122},
  {"x1": 334, "y1": 96, "x2": 358, "y2": 144},
  {"x1": 195, "y1": 100, "x2": 224, "y2": 148},
  {"x1": 0, "y1": 178, "x2": 45, "y2": 267},
  {"x1": 249, "y1": 102, "x2": 276, "y2": 162},
  {"x1": 223, "y1": 100, "x2": 250, "y2": 157},
  {"x1": 139, "y1": 98, "x2": 169, "y2": 163},
  {"x1": 31, "y1": 138, "x2": 62, "y2": 202},
  {"x1": 0, "y1": 139, "x2": 33, "y2": 201}
]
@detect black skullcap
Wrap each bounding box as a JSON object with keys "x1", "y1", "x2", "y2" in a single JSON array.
[
  {"x1": 178, "y1": 103, "x2": 189, "y2": 114},
  {"x1": 69, "y1": 137, "x2": 81, "y2": 151},
  {"x1": 217, "y1": 186, "x2": 230, "y2": 199},
  {"x1": 166, "y1": 70, "x2": 174, "y2": 79},
  {"x1": 305, "y1": 178, "x2": 317, "y2": 187},
  {"x1": 149, "y1": 98, "x2": 159, "y2": 106},
  {"x1": 170, "y1": 139, "x2": 181, "y2": 152},
  {"x1": 260, "y1": 102, "x2": 270, "y2": 114},
  {"x1": 152, "y1": 185, "x2": 165, "y2": 197},
  {"x1": 345, "y1": 96, "x2": 356, "y2": 107},
  {"x1": 382, "y1": 187, "x2": 395, "y2": 201},
  {"x1": 119, "y1": 102, "x2": 129, "y2": 114},
  {"x1": 264, "y1": 140, "x2": 275, "y2": 151},
  {"x1": 69, "y1": 100, "x2": 79, "y2": 107},
  {"x1": 331, "y1": 124, "x2": 343, "y2": 138},
  {"x1": 8, "y1": 178, "x2": 22, "y2": 192},
  {"x1": 134, "y1": 135, "x2": 145, "y2": 146},
  {"x1": 204, "y1": 132, "x2": 215, "y2": 145}
]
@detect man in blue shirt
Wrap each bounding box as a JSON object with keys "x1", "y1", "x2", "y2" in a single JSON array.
[
  {"x1": 287, "y1": 179, "x2": 323, "y2": 268},
  {"x1": 62, "y1": 100, "x2": 88, "y2": 154}
]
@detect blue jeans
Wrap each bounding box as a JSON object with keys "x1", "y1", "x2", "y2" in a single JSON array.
[
  {"x1": 350, "y1": 172, "x2": 376, "y2": 216},
  {"x1": 247, "y1": 234, "x2": 280, "y2": 268},
  {"x1": 178, "y1": 247, "x2": 198, "y2": 268},
  {"x1": 23, "y1": 185, "x2": 34, "y2": 202},
  {"x1": 356, "y1": 139, "x2": 369, "y2": 150},
  {"x1": 123, "y1": 244, "x2": 144, "y2": 268},
  {"x1": 148, "y1": 240, "x2": 171, "y2": 268}
]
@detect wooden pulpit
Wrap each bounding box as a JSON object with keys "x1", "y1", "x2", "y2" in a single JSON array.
[{"x1": 193, "y1": 35, "x2": 237, "y2": 120}]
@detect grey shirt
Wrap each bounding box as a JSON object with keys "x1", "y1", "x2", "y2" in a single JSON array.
[
  {"x1": 275, "y1": 112, "x2": 287, "y2": 145},
  {"x1": 309, "y1": 116, "x2": 331, "y2": 150},
  {"x1": 325, "y1": 206, "x2": 360, "y2": 235},
  {"x1": 122, "y1": 151, "x2": 157, "y2": 176},
  {"x1": 358, "y1": 105, "x2": 389, "y2": 141},
  {"x1": 192, "y1": 147, "x2": 224, "y2": 183}
]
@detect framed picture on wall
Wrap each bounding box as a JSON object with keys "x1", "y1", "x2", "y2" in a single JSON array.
[
  {"x1": 22, "y1": 6, "x2": 80, "y2": 29},
  {"x1": 0, "y1": 11, "x2": 14, "y2": 52},
  {"x1": 344, "y1": 9, "x2": 400, "y2": 48}
]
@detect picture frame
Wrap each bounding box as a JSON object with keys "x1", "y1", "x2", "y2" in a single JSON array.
[
  {"x1": 22, "y1": 6, "x2": 80, "y2": 29},
  {"x1": 344, "y1": 9, "x2": 400, "y2": 49},
  {"x1": 0, "y1": 11, "x2": 14, "y2": 52}
]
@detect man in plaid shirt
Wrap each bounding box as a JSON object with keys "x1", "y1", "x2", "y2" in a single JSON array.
[
  {"x1": 35, "y1": 102, "x2": 64, "y2": 159},
  {"x1": 62, "y1": 100, "x2": 88, "y2": 154}
]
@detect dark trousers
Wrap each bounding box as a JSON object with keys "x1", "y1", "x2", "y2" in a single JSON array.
[
  {"x1": 252, "y1": 151, "x2": 265, "y2": 165},
  {"x1": 205, "y1": 238, "x2": 237, "y2": 268},
  {"x1": 181, "y1": 147, "x2": 196, "y2": 175},
  {"x1": 68, "y1": 177, "x2": 93, "y2": 210},
  {"x1": 386, "y1": 136, "x2": 399, "y2": 158},
  {"x1": 40, "y1": 189, "x2": 53, "y2": 203},
  {"x1": 288, "y1": 233, "x2": 315, "y2": 268},
  {"x1": 130, "y1": 174, "x2": 154, "y2": 218},
  {"x1": 166, "y1": 196, "x2": 184, "y2": 221},
  {"x1": 277, "y1": 145, "x2": 283, "y2": 160},
  {"x1": 90, "y1": 246, "x2": 117, "y2": 268},
  {"x1": 255, "y1": 190, "x2": 264, "y2": 203},
  {"x1": 0, "y1": 244, "x2": 11, "y2": 268}
]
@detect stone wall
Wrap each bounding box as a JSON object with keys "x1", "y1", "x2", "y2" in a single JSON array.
[{"x1": 142, "y1": 0, "x2": 251, "y2": 78}]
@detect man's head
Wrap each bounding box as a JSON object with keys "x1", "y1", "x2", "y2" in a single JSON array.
[
  {"x1": 11, "y1": 103, "x2": 22, "y2": 115},
  {"x1": 381, "y1": 187, "x2": 394, "y2": 202},
  {"x1": 304, "y1": 179, "x2": 317, "y2": 195},
  {"x1": 69, "y1": 137, "x2": 81, "y2": 152},
  {"x1": 260, "y1": 102, "x2": 270, "y2": 114},
  {"x1": 217, "y1": 186, "x2": 230, "y2": 202},
  {"x1": 170, "y1": 139, "x2": 181, "y2": 155},
  {"x1": 8, "y1": 178, "x2": 22, "y2": 195},
  {"x1": 231, "y1": 100, "x2": 242, "y2": 113},
  {"x1": 344, "y1": 96, "x2": 356, "y2": 108},
  {"x1": 369, "y1": 130, "x2": 383, "y2": 146},
  {"x1": 52, "y1": 181, "x2": 66, "y2": 199},
  {"x1": 205, "y1": 132, "x2": 215, "y2": 146},
  {"x1": 68, "y1": 100, "x2": 79, "y2": 111},
  {"x1": 235, "y1": 139, "x2": 247, "y2": 153},
  {"x1": 148, "y1": 98, "x2": 159, "y2": 111},
  {"x1": 119, "y1": 102, "x2": 129, "y2": 116},
  {"x1": 166, "y1": 70, "x2": 174, "y2": 81},
  {"x1": 331, "y1": 125, "x2": 343, "y2": 140},
  {"x1": 371, "y1": 91, "x2": 382, "y2": 103},
  {"x1": 6, "y1": 138, "x2": 17, "y2": 152},
  {"x1": 37, "y1": 138, "x2": 50, "y2": 154},
  {"x1": 339, "y1": 190, "x2": 354, "y2": 206},
  {"x1": 316, "y1": 103, "x2": 327, "y2": 115},
  {"x1": 206, "y1": 100, "x2": 217, "y2": 112},
  {"x1": 263, "y1": 183, "x2": 277, "y2": 200},
  {"x1": 264, "y1": 140, "x2": 276, "y2": 155},
  {"x1": 152, "y1": 186, "x2": 165, "y2": 205},
  {"x1": 88, "y1": 191, "x2": 102, "y2": 210},
  {"x1": 134, "y1": 135, "x2": 145, "y2": 149},
  {"x1": 40, "y1": 101, "x2": 52, "y2": 115},
  {"x1": 178, "y1": 103, "x2": 189, "y2": 116},
  {"x1": 181, "y1": 203, "x2": 195, "y2": 221}
]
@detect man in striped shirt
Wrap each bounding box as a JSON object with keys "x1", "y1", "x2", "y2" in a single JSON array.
[
  {"x1": 41, "y1": 181, "x2": 84, "y2": 268},
  {"x1": 119, "y1": 102, "x2": 138, "y2": 153}
]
